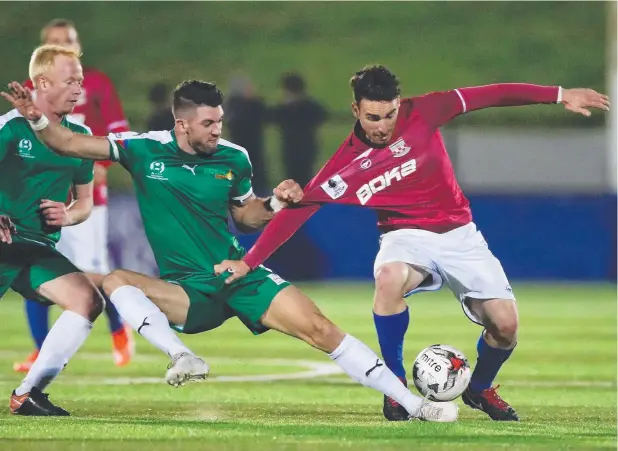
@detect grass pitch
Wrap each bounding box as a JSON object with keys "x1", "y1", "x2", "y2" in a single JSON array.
[{"x1": 0, "y1": 283, "x2": 615, "y2": 450}]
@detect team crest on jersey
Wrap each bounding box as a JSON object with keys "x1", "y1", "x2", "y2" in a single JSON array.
[
  {"x1": 389, "y1": 138, "x2": 411, "y2": 158},
  {"x1": 147, "y1": 161, "x2": 168, "y2": 180},
  {"x1": 17, "y1": 139, "x2": 34, "y2": 159},
  {"x1": 215, "y1": 170, "x2": 234, "y2": 181},
  {"x1": 320, "y1": 174, "x2": 348, "y2": 200}
]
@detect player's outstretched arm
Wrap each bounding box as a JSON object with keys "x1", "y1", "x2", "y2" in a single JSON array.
[
  {"x1": 417, "y1": 83, "x2": 610, "y2": 128},
  {"x1": 229, "y1": 179, "x2": 303, "y2": 233},
  {"x1": 1, "y1": 82, "x2": 110, "y2": 160}
]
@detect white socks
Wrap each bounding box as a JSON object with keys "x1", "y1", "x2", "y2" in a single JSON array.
[
  {"x1": 329, "y1": 334, "x2": 423, "y2": 416},
  {"x1": 16, "y1": 310, "x2": 92, "y2": 396},
  {"x1": 109, "y1": 285, "x2": 192, "y2": 357}
]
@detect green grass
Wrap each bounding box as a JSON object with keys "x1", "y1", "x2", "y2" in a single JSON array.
[{"x1": 0, "y1": 282, "x2": 615, "y2": 450}]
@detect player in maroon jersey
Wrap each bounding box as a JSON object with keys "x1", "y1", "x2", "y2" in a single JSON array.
[
  {"x1": 15, "y1": 19, "x2": 134, "y2": 373},
  {"x1": 214, "y1": 65, "x2": 609, "y2": 421}
]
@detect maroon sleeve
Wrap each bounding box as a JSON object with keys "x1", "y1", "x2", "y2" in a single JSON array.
[
  {"x1": 414, "y1": 83, "x2": 561, "y2": 128},
  {"x1": 242, "y1": 140, "x2": 355, "y2": 269},
  {"x1": 243, "y1": 204, "x2": 321, "y2": 269}
]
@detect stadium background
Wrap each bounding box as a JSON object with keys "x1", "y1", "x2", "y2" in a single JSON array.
[
  {"x1": 0, "y1": 3, "x2": 615, "y2": 450},
  {"x1": 3, "y1": 2, "x2": 614, "y2": 282}
]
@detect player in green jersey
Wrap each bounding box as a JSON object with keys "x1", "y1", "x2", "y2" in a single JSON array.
[
  {"x1": 3, "y1": 79, "x2": 458, "y2": 421},
  {"x1": 1, "y1": 45, "x2": 104, "y2": 416}
]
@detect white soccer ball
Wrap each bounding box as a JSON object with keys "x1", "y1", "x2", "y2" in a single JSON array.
[{"x1": 412, "y1": 344, "x2": 471, "y2": 401}]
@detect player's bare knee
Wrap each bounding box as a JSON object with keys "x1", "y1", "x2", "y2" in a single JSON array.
[
  {"x1": 486, "y1": 317, "x2": 518, "y2": 348},
  {"x1": 65, "y1": 285, "x2": 104, "y2": 322},
  {"x1": 102, "y1": 269, "x2": 132, "y2": 298},
  {"x1": 496, "y1": 317, "x2": 518, "y2": 345},
  {"x1": 374, "y1": 264, "x2": 407, "y2": 297}
]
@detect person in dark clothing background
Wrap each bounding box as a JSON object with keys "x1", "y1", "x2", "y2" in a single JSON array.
[
  {"x1": 269, "y1": 73, "x2": 327, "y2": 187},
  {"x1": 225, "y1": 75, "x2": 269, "y2": 195},
  {"x1": 146, "y1": 83, "x2": 175, "y2": 131}
]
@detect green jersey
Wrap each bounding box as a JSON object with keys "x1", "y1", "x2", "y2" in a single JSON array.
[
  {"x1": 0, "y1": 109, "x2": 94, "y2": 247},
  {"x1": 109, "y1": 131, "x2": 254, "y2": 280}
]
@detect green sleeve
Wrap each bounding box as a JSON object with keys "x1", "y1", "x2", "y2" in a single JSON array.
[
  {"x1": 73, "y1": 159, "x2": 95, "y2": 185},
  {"x1": 0, "y1": 122, "x2": 14, "y2": 162},
  {"x1": 230, "y1": 152, "x2": 254, "y2": 203},
  {"x1": 107, "y1": 132, "x2": 145, "y2": 169}
]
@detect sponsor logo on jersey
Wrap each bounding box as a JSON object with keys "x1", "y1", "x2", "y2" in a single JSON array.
[
  {"x1": 147, "y1": 161, "x2": 168, "y2": 180},
  {"x1": 389, "y1": 137, "x2": 411, "y2": 158},
  {"x1": 356, "y1": 158, "x2": 417, "y2": 205},
  {"x1": 320, "y1": 174, "x2": 348, "y2": 200},
  {"x1": 214, "y1": 170, "x2": 234, "y2": 181},
  {"x1": 17, "y1": 139, "x2": 34, "y2": 159},
  {"x1": 360, "y1": 158, "x2": 372, "y2": 170}
]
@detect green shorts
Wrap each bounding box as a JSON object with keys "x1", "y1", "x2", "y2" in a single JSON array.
[
  {"x1": 166, "y1": 266, "x2": 291, "y2": 335},
  {"x1": 0, "y1": 240, "x2": 81, "y2": 303}
]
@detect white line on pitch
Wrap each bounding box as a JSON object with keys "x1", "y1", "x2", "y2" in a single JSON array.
[{"x1": 315, "y1": 377, "x2": 616, "y2": 388}]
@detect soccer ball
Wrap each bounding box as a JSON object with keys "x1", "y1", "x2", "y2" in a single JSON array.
[{"x1": 412, "y1": 344, "x2": 471, "y2": 401}]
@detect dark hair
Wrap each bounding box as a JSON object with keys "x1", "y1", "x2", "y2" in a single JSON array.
[
  {"x1": 349, "y1": 65, "x2": 400, "y2": 103},
  {"x1": 40, "y1": 18, "x2": 77, "y2": 43},
  {"x1": 172, "y1": 80, "x2": 224, "y2": 115},
  {"x1": 281, "y1": 73, "x2": 306, "y2": 94}
]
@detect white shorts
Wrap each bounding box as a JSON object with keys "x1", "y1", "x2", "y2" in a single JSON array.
[
  {"x1": 56, "y1": 205, "x2": 110, "y2": 274},
  {"x1": 373, "y1": 222, "x2": 515, "y2": 325}
]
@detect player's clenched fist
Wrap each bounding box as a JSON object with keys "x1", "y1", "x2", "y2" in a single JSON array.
[
  {"x1": 214, "y1": 260, "x2": 251, "y2": 284},
  {"x1": 273, "y1": 179, "x2": 303, "y2": 205},
  {"x1": 39, "y1": 199, "x2": 72, "y2": 228},
  {"x1": 0, "y1": 215, "x2": 17, "y2": 244}
]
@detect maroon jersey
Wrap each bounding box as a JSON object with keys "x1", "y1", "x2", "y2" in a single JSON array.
[
  {"x1": 244, "y1": 83, "x2": 561, "y2": 268},
  {"x1": 25, "y1": 68, "x2": 129, "y2": 206}
]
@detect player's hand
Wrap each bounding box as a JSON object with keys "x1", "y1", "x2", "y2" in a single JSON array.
[
  {"x1": 39, "y1": 199, "x2": 71, "y2": 228},
  {"x1": 273, "y1": 179, "x2": 303, "y2": 206},
  {"x1": 214, "y1": 260, "x2": 251, "y2": 284},
  {"x1": 0, "y1": 82, "x2": 42, "y2": 122},
  {"x1": 561, "y1": 88, "x2": 610, "y2": 117},
  {"x1": 0, "y1": 215, "x2": 17, "y2": 244}
]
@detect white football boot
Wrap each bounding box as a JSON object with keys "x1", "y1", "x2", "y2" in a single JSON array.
[
  {"x1": 165, "y1": 352, "x2": 209, "y2": 387},
  {"x1": 412, "y1": 399, "x2": 459, "y2": 422}
]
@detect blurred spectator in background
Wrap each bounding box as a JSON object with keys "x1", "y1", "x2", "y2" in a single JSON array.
[
  {"x1": 146, "y1": 82, "x2": 175, "y2": 131},
  {"x1": 225, "y1": 75, "x2": 268, "y2": 195},
  {"x1": 269, "y1": 72, "x2": 327, "y2": 187}
]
